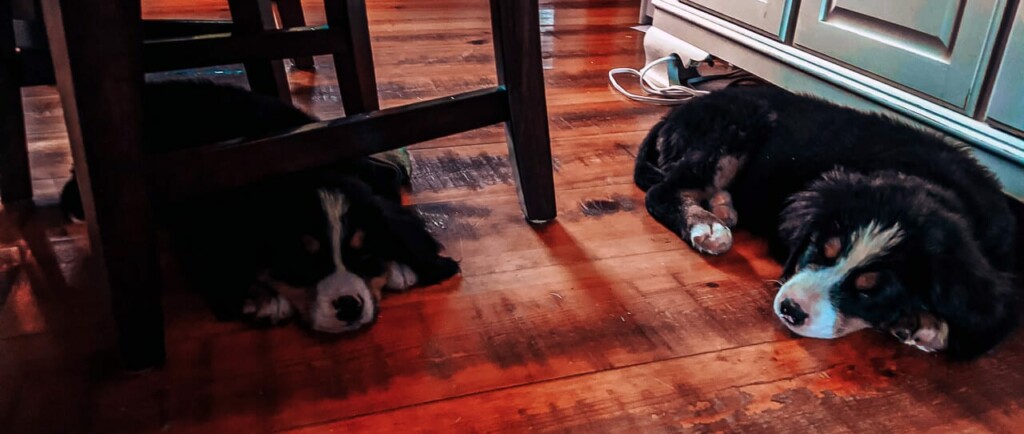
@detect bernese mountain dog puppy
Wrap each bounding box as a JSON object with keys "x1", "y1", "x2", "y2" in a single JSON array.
[
  {"x1": 61, "y1": 80, "x2": 459, "y2": 333},
  {"x1": 636, "y1": 86, "x2": 1019, "y2": 359}
]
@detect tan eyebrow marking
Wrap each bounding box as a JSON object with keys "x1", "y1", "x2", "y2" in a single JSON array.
[
  {"x1": 349, "y1": 230, "x2": 365, "y2": 249},
  {"x1": 854, "y1": 271, "x2": 879, "y2": 291},
  {"x1": 823, "y1": 236, "x2": 842, "y2": 259}
]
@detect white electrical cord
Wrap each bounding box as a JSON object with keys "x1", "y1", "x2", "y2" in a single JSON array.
[{"x1": 608, "y1": 55, "x2": 710, "y2": 105}]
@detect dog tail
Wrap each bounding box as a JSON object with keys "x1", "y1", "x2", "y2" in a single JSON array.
[{"x1": 634, "y1": 119, "x2": 666, "y2": 192}]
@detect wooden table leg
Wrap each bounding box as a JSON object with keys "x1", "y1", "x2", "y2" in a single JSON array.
[
  {"x1": 41, "y1": 0, "x2": 165, "y2": 370},
  {"x1": 325, "y1": 0, "x2": 378, "y2": 115},
  {"x1": 274, "y1": 0, "x2": 315, "y2": 70},
  {"x1": 229, "y1": 0, "x2": 291, "y2": 102},
  {"x1": 490, "y1": 0, "x2": 556, "y2": 222},
  {"x1": 1, "y1": 1, "x2": 33, "y2": 204}
]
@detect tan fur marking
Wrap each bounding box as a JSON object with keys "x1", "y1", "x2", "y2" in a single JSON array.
[
  {"x1": 713, "y1": 156, "x2": 745, "y2": 190},
  {"x1": 350, "y1": 230, "x2": 365, "y2": 249},
  {"x1": 854, "y1": 271, "x2": 878, "y2": 291},
  {"x1": 823, "y1": 237, "x2": 841, "y2": 259},
  {"x1": 368, "y1": 275, "x2": 387, "y2": 300}
]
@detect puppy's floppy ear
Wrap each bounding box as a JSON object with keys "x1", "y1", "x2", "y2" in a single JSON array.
[
  {"x1": 778, "y1": 190, "x2": 821, "y2": 279},
  {"x1": 780, "y1": 234, "x2": 811, "y2": 280},
  {"x1": 926, "y1": 222, "x2": 1018, "y2": 359}
]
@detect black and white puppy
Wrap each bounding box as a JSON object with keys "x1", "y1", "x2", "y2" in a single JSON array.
[
  {"x1": 636, "y1": 86, "x2": 1019, "y2": 359},
  {"x1": 61, "y1": 80, "x2": 460, "y2": 333}
]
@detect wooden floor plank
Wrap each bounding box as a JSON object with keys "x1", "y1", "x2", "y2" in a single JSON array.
[
  {"x1": 405, "y1": 131, "x2": 642, "y2": 204},
  {"x1": 407, "y1": 183, "x2": 780, "y2": 280},
  {"x1": 91, "y1": 263, "x2": 785, "y2": 432},
  {"x1": 80, "y1": 182, "x2": 786, "y2": 432},
  {"x1": 287, "y1": 336, "x2": 1024, "y2": 434},
  {"x1": 3, "y1": 0, "x2": 1024, "y2": 433}
]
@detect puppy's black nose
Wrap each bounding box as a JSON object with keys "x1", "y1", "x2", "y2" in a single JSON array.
[
  {"x1": 780, "y1": 298, "x2": 808, "y2": 326},
  {"x1": 332, "y1": 295, "x2": 363, "y2": 324}
]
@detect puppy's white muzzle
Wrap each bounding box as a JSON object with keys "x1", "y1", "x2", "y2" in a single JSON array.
[
  {"x1": 308, "y1": 270, "x2": 378, "y2": 333},
  {"x1": 773, "y1": 268, "x2": 869, "y2": 339}
]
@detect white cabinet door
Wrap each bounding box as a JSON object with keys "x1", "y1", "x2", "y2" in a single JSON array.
[
  {"x1": 682, "y1": 0, "x2": 796, "y2": 39},
  {"x1": 988, "y1": 4, "x2": 1024, "y2": 137},
  {"x1": 793, "y1": 0, "x2": 1007, "y2": 110}
]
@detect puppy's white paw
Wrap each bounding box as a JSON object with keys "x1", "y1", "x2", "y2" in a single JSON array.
[
  {"x1": 909, "y1": 326, "x2": 947, "y2": 353},
  {"x1": 385, "y1": 262, "x2": 419, "y2": 291},
  {"x1": 891, "y1": 313, "x2": 948, "y2": 353},
  {"x1": 242, "y1": 294, "x2": 295, "y2": 325},
  {"x1": 688, "y1": 222, "x2": 733, "y2": 255}
]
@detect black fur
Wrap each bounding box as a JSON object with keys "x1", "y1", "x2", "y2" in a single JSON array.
[
  {"x1": 638, "y1": 86, "x2": 1018, "y2": 359},
  {"x1": 60, "y1": 80, "x2": 458, "y2": 320}
]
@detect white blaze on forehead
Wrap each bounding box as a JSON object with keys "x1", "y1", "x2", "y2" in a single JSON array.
[
  {"x1": 840, "y1": 221, "x2": 903, "y2": 275},
  {"x1": 309, "y1": 189, "x2": 377, "y2": 333},
  {"x1": 774, "y1": 221, "x2": 902, "y2": 339},
  {"x1": 318, "y1": 189, "x2": 349, "y2": 270}
]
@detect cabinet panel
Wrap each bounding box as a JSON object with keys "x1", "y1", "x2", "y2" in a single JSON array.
[
  {"x1": 682, "y1": 0, "x2": 794, "y2": 39},
  {"x1": 828, "y1": 0, "x2": 961, "y2": 46},
  {"x1": 988, "y1": 4, "x2": 1024, "y2": 137},
  {"x1": 793, "y1": 0, "x2": 1006, "y2": 109}
]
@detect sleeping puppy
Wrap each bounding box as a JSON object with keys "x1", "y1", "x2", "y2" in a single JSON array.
[
  {"x1": 636, "y1": 86, "x2": 1018, "y2": 359},
  {"x1": 202, "y1": 168, "x2": 459, "y2": 333},
  {"x1": 61, "y1": 80, "x2": 459, "y2": 333}
]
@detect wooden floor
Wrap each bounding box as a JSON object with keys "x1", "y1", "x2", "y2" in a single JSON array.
[{"x1": 3, "y1": 0, "x2": 1024, "y2": 432}]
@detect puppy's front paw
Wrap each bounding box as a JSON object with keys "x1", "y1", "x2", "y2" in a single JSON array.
[
  {"x1": 891, "y1": 312, "x2": 948, "y2": 353},
  {"x1": 385, "y1": 262, "x2": 418, "y2": 291},
  {"x1": 709, "y1": 191, "x2": 738, "y2": 228},
  {"x1": 688, "y1": 222, "x2": 733, "y2": 255},
  {"x1": 242, "y1": 293, "x2": 295, "y2": 326}
]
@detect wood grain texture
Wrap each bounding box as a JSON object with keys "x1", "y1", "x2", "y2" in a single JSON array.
[{"x1": 3, "y1": 0, "x2": 1023, "y2": 432}]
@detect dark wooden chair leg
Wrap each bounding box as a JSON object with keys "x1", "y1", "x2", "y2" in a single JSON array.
[
  {"x1": 274, "y1": 0, "x2": 315, "y2": 71},
  {"x1": 41, "y1": 0, "x2": 165, "y2": 370},
  {"x1": 490, "y1": 0, "x2": 556, "y2": 222},
  {"x1": 1, "y1": 2, "x2": 33, "y2": 204},
  {"x1": 324, "y1": 0, "x2": 378, "y2": 114},
  {"x1": 228, "y1": 0, "x2": 291, "y2": 102}
]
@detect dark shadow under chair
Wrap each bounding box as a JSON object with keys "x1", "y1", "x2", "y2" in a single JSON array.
[{"x1": 5, "y1": 0, "x2": 556, "y2": 370}]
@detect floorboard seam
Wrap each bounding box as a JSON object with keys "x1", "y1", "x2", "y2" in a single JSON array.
[{"x1": 275, "y1": 337, "x2": 788, "y2": 432}]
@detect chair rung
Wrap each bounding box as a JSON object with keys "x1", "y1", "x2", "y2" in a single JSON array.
[
  {"x1": 143, "y1": 20, "x2": 234, "y2": 40},
  {"x1": 149, "y1": 87, "x2": 512, "y2": 200},
  {"x1": 143, "y1": 26, "x2": 344, "y2": 72}
]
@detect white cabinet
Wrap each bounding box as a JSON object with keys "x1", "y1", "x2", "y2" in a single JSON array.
[
  {"x1": 793, "y1": 0, "x2": 1007, "y2": 110},
  {"x1": 682, "y1": 0, "x2": 796, "y2": 39},
  {"x1": 988, "y1": 4, "x2": 1024, "y2": 135}
]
